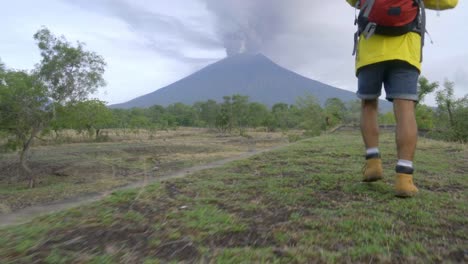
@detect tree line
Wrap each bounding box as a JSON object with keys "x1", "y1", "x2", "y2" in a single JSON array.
[
  {"x1": 18, "y1": 78, "x2": 468, "y2": 145},
  {"x1": 380, "y1": 77, "x2": 468, "y2": 142},
  {"x1": 47, "y1": 94, "x2": 358, "y2": 138},
  {"x1": 48, "y1": 77, "x2": 468, "y2": 144}
]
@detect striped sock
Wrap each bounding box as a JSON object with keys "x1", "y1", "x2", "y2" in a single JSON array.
[
  {"x1": 366, "y1": 148, "x2": 380, "y2": 159},
  {"x1": 396, "y1": 160, "x2": 414, "y2": 174}
]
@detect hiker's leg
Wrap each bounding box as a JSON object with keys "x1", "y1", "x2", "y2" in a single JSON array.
[
  {"x1": 393, "y1": 99, "x2": 419, "y2": 197},
  {"x1": 361, "y1": 99, "x2": 384, "y2": 181},
  {"x1": 361, "y1": 99, "x2": 379, "y2": 149},
  {"x1": 357, "y1": 63, "x2": 384, "y2": 150},
  {"x1": 393, "y1": 99, "x2": 417, "y2": 161},
  {"x1": 385, "y1": 61, "x2": 419, "y2": 197},
  {"x1": 357, "y1": 63, "x2": 385, "y2": 181},
  {"x1": 384, "y1": 61, "x2": 420, "y2": 162}
]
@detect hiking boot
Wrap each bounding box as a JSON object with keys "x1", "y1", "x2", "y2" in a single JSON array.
[
  {"x1": 395, "y1": 173, "x2": 419, "y2": 197},
  {"x1": 362, "y1": 158, "x2": 383, "y2": 182}
]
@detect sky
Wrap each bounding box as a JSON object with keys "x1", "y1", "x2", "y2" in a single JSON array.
[{"x1": 1, "y1": 0, "x2": 467, "y2": 106}]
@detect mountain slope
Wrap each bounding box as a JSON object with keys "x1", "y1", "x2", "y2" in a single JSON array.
[{"x1": 111, "y1": 54, "x2": 392, "y2": 111}]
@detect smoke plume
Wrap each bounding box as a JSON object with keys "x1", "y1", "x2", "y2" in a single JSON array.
[{"x1": 202, "y1": 0, "x2": 288, "y2": 56}]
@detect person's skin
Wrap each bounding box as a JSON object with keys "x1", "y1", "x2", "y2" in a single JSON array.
[
  {"x1": 361, "y1": 99, "x2": 379, "y2": 149},
  {"x1": 393, "y1": 99, "x2": 417, "y2": 161},
  {"x1": 361, "y1": 98, "x2": 417, "y2": 161}
]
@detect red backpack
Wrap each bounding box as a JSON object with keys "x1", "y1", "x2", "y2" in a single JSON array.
[{"x1": 352, "y1": 0, "x2": 426, "y2": 60}]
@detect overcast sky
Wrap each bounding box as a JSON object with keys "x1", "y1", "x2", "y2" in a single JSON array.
[{"x1": 1, "y1": 0, "x2": 467, "y2": 106}]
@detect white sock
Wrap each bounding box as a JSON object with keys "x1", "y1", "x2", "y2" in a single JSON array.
[
  {"x1": 366, "y1": 148, "x2": 380, "y2": 155},
  {"x1": 397, "y1": 159, "x2": 413, "y2": 168}
]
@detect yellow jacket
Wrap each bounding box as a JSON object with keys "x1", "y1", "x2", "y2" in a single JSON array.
[{"x1": 346, "y1": 0, "x2": 422, "y2": 74}]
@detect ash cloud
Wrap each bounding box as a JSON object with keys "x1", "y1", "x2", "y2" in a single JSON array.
[
  {"x1": 202, "y1": 1, "x2": 353, "y2": 70},
  {"x1": 202, "y1": 0, "x2": 288, "y2": 56},
  {"x1": 64, "y1": 0, "x2": 359, "y2": 93},
  {"x1": 201, "y1": 0, "x2": 358, "y2": 89}
]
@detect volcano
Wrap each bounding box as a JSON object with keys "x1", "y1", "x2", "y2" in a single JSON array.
[{"x1": 111, "y1": 54, "x2": 392, "y2": 111}]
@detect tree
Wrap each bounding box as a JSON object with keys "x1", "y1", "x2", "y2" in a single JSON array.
[
  {"x1": 271, "y1": 103, "x2": 288, "y2": 130},
  {"x1": 435, "y1": 79, "x2": 468, "y2": 142},
  {"x1": 231, "y1": 94, "x2": 249, "y2": 134},
  {"x1": 343, "y1": 100, "x2": 361, "y2": 125},
  {"x1": 415, "y1": 104, "x2": 435, "y2": 130},
  {"x1": 128, "y1": 108, "x2": 151, "y2": 129},
  {"x1": 436, "y1": 79, "x2": 457, "y2": 127},
  {"x1": 216, "y1": 96, "x2": 233, "y2": 133},
  {"x1": 214, "y1": 94, "x2": 251, "y2": 134},
  {"x1": 271, "y1": 103, "x2": 299, "y2": 130},
  {"x1": 418, "y1": 76, "x2": 439, "y2": 102},
  {"x1": 49, "y1": 102, "x2": 72, "y2": 138},
  {"x1": 34, "y1": 27, "x2": 106, "y2": 103},
  {"x1": 414, "y1": 76, "x2": 438, "y2": 131},
  {"x1": 166, "y1": 103, "x2": 196, "y2": 127},
  {"x1": 66, "y1": 99, "x2": 113, "y2": 138},
  {"x1": 0, "y1": 70, "x2": 50, "y2": 185},
  {"x1": 324, "y1": 98, "x2": 346, "y2": 127},
  {"x1": 147, "y1": 105, "x2": 170, "y2": 128},
  {"x1": 246, "y1": 102, "x2": 269, "y2": 128},
  {"x1": 110, "y1": 108, "x2": 131, "y2": 129},
  {"x1": 194, "y1": 100, "x2": 219, "y2": 128},
  {"x1": 451, "y1": 102, "x2": 468, "y2": 142},
  {"x1": 0, "y1": 28, "x2": 106, "y2": 187},
  {"x1": 295, "y1": 95, "x2": 325, "y2": 136}
]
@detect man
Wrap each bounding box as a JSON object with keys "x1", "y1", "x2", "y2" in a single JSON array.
[{"x1": 346, "y1": 0, "x2": 421, "y2": 197}]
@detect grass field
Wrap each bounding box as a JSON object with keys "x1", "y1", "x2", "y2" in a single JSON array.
[
  {"x1": 0, "y1": 131, "x2": 466, "y2": 263},
  {"x1": 0, "y1": 128, "x2": 289, "y2": 213}
]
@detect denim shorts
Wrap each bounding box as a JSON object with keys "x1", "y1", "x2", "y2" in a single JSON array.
[{"x1": 357, "y1": 60, "x2": 420, "y2": 102}]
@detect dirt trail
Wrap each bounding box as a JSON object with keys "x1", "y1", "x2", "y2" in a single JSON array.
[{"x1": 0, "y1": 145, "x2": 287, "y2": 228}]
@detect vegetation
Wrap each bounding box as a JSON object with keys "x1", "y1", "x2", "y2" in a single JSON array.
[
  {"x1": 0, "y1": 27, "x2": 106, "y2": 187},
  {"x1": 0, "y1": 131, "x2": 465, "y2": 263},
  {"x1": 433, "y1": 79, "x2": 468, "y2": 142},
  {"x1": 415, "y1": 77, "x2": 468, "y2": 142},
  {"x1": 0, "y1": 70, "x2": 49, "y2": 171},
  {"x1": 51, "y1": 99, "x2": 114, "y2": 139},
  {"x1": 324, "y1": 97, "x2": 347, "y2": 127},
  {"x1": 41, "y1": 94, "x2": 343, "y2": 137}
]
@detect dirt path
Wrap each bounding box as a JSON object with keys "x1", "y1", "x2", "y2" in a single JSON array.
[{"x1": 0, "y1": 145, "x2": 287, "y2": 228}]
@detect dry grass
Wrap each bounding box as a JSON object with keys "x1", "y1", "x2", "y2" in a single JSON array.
[{"x1": 0, "y1": 128, "x2": 291, "y2": 211}]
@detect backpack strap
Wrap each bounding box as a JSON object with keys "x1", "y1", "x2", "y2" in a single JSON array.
[
  {"x1": 352, "y1": 0, "x2": 361, "y2": 56},
  {"x1": 362, "y1": 0, "x2": 375, "y2": 19},
  {"x1": 416, "y1": 0, "x2": 426, "y2": 62},
  {"x1": 360, "y1": 0, "x2": 378, "y2": 39},
  {"x1": 353, "y1": 0, "x2": 377, "y2": 56}
]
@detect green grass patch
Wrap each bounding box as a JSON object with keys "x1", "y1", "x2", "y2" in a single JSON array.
[
  {"x1": 0, "y1": 132, "x2": 466, "y2": 263},
  {"x1": 182, "y1": 204, "x2": 247, "y2": 236}
]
